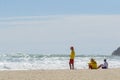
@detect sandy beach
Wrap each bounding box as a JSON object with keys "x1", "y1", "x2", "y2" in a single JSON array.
[{"x1": 0, "y1": 68, "x2": 120, "y2": 80}]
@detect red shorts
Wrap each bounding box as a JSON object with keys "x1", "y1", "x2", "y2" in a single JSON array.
[{"x1": 69, "y1": 59, "x2": 74, "y2": 64}]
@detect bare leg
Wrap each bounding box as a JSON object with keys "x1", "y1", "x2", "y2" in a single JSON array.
[
  {"x1": 98, "y1": 64, "x2": 102, "y2": 69},
  {"x1": 72, "y1": 63, "x2": 74, "y2": 70},
  {"x1": 88, "y1": 64, "x2": 92, "y2": 69},
  {"x1": 69, "y1": 63, "x2": 72, "y2": 70}
]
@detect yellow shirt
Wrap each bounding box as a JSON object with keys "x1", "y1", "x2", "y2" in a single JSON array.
[
  {"x1": 70, "y1": 50, "x2": 75, "y2": 59},
  {"x1": 89, "y1": 61, "x2": 97, "y2": 69}
]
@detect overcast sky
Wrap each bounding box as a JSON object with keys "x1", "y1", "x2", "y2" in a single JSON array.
[{"x1": 0, "y1": 0, "x2": 120, "y2": 55}]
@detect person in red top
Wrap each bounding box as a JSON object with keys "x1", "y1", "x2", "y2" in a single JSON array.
[{"x1": 69, "y1": 46, "x2": 75, "y2": 70}]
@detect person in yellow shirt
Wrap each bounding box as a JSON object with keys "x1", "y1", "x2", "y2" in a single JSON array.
[
  {"x1": 88, "y1": 58, "x2": 98, "y2": 69},
  {"x1": 69, "y1": 46, "x2": 75, "y2": 70}
]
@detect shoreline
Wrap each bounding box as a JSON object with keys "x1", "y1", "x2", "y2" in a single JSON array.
[{"x1": 0, "y1": 68, "x2": 120, "y2": 80}]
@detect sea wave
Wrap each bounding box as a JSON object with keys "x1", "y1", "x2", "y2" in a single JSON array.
[{"x1": 0, "y1": 53, "x2": 119, "y2": 70}]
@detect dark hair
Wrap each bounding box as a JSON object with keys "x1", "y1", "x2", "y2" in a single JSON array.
[
  {"x1": 70, "y1": 46, "x2": 74, "y2": 50},
  {"x1": 104, "y1": 59, "x2": 106, "y2": 62}
]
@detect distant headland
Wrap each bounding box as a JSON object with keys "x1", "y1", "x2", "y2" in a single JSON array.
[{"x1": 112, "y1": 47, "x2": 120, "y2": 56}]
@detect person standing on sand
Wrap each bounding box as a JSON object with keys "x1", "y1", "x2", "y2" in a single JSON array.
[{"x1": 69, "y1": 46, "x2": 75, "y2": 70}]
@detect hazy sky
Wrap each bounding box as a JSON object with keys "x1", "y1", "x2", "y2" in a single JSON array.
[{"x1": 0, "y1": 0, "x2": 120, "y2": 55}]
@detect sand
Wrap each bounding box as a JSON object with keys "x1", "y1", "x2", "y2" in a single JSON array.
[{"x1": 0, "y1": 68, "x2": 120, "y2": 80}]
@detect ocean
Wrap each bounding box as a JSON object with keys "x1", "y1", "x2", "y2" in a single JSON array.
[{"x1": 0, "y1": 53, "x2": 120, "y2": 70}]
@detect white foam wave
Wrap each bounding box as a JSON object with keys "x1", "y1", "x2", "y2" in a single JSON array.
[{"x1": 0, "y1": 54, "x2": 119, "y2": 70}]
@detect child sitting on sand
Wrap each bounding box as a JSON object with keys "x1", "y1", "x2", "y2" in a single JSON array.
[
  {"x1": 88, "y1": 58, "x2": 98, "y2": 69},
  {"x1": 98, "y1": 59, "x2": 108, "y2": 69}
]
